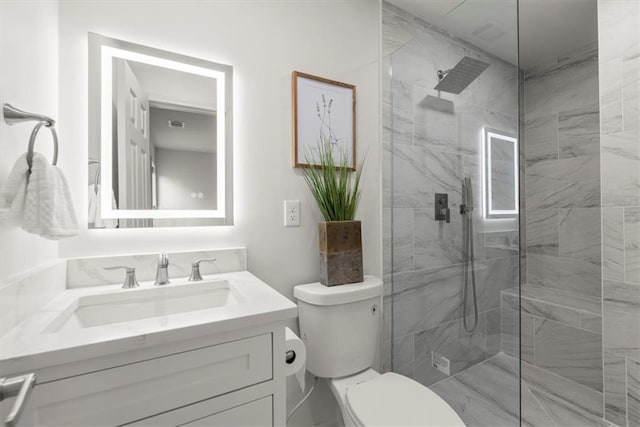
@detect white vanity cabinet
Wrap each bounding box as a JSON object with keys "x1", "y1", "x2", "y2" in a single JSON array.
[
  {"x1": 6, "y1": 324, "x2": 287, "y2": 427},
  {"x1": 1, "y1": 270, "x2": 297, "y2": 427}
]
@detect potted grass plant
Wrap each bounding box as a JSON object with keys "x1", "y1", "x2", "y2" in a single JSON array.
[{"x1": 302, "y1": 142, "x2": 364, "y2": 286}]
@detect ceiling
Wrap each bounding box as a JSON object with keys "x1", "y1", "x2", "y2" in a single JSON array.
[
  {"x1": 387, "y1": 0, "x2": 598, "y2": 70},
  {"x1": 127, "y1": 60, "x2": 217, "y2": 111},
  {"x1": 518, "y1": 0, "x2": 598, "y2": 69}
]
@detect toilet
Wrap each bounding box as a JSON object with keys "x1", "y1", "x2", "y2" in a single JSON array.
[{"x1": 294, "y1": 276, "x2": 465, "y2": 427}]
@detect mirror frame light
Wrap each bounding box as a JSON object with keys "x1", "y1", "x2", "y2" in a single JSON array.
[
  {"x1": 482, "y1": 127, "x2": 519, "y2": 219},
  {"x1": 88, "y1": 33, "x2": 233, "y2": 225}
]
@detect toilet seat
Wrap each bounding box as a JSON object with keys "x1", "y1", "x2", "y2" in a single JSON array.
[{"x1": 344, "y1": 372, "x2": 465, "y2": 426}]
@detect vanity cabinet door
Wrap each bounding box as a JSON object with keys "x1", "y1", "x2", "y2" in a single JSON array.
[{"x1": 15, "y1": 334, "x2": 272, "y2": 426}]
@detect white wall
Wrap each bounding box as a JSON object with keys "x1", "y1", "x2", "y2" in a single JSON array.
[
  {"x1": 0, "y1": 0, "x2": 60, "y2": 282},
  {"x1": 58, "y1": 0, "x2": 381, "y2": 295},
  {"x1": 57, "y1": 1, "x2": 381, "y2": 425}
]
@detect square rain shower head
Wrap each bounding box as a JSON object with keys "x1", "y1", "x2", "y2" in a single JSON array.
[{"x1": 434, "y1": 56, "x2": 490, "y2": 95}]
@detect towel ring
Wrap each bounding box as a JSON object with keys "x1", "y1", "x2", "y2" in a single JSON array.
[{"x1": 27, "y1": 122, "x2": 58, "y2": 173}]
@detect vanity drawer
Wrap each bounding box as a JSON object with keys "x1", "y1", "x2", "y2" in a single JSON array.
[
  {"x1": 126, "y1": 382, "x2": 273, "y2": 426},
  {"x1": 22, "y1": 333, "x2": 272, "y2": 426}
]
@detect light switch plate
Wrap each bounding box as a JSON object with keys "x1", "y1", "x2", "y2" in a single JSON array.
[{"x1": 284, "y1": 200, "x2": 300, "y2": 227}]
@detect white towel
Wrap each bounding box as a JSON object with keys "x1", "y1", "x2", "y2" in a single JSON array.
[
  {"x1": 1, "y1": 152, "x2": 78, "y2": 239},
  {"x1": 88, "y1": 184, "x2": 118, "y2": 228},
  {"x1": 0, "y1": 154, "x2": 28, "y2": 224}
]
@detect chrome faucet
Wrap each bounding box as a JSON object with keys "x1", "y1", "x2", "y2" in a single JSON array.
[{"x1": 154, "y1": 253, "x2": 170, "y2": 286}]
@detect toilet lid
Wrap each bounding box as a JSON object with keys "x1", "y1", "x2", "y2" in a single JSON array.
[{"x1": 345, "y1": 372, "x2": 465, "y2": 426}]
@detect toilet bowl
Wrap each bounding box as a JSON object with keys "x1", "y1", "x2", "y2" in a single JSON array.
[
  {"x1": 328, "y1": 369, "x2": 464, "y2": 426},
  {"x1": 294, "y1": 277, "x2": 465, "y2": 427}
]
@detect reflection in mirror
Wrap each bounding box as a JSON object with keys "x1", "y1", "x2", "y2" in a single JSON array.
[
  {"x1": 483, "y1": 128, "x2": 518, "y2": 219},
  {"x1": 88, "y1": 33, "x2": 233, "y2": 228}
]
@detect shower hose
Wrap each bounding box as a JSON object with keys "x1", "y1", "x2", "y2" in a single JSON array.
[{"x1": 462, "y1": 182, "x2": 479, "y2": 333}]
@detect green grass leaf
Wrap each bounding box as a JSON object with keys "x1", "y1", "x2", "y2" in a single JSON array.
[{"x1": 302, "y1": 141, "x2": 364, "y2": 221}]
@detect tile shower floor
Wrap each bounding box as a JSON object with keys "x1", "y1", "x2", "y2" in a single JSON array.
[{"x1": 430, "y1": 353, "x2": 616, "y2": 427}]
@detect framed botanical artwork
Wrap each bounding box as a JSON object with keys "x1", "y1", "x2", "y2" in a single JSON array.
[{"x1": 292, "y1": 71, "x2": 356, "y2": 169}]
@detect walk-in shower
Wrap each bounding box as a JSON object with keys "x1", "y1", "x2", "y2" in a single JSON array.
[
  {"x1": 384, "y1": 0, "x2": 633, "y2": 425},
  {"x1": 384, "y1": 0, "x2": 521, "y2": 425}
]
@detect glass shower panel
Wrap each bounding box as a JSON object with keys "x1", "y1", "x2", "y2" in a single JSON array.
[{"x1": 382, "y1": 1, "x2": 520, "y2": 425}]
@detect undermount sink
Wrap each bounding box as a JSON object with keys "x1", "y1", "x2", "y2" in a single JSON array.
[{"x1": 45, "y1": 279, "x2": 243, "y2": 333}]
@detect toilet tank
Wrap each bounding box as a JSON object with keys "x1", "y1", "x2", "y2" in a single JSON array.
[{"x1": 294, "y1": 276, "x2": 383, "y2": 379}]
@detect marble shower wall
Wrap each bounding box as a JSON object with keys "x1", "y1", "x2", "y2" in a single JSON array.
[
  {"x1": 381, "y1": 1, "x2": 519, "y2": 385},
  {"x1": 514, "y1": 41, "x2": 606, "y2": 421},
  {"x1": 598, "y1": 1, "x2": 640, "y2": 426},
  {"x1": 523, "y1": 43, "x2": 602, "y2": 309}
]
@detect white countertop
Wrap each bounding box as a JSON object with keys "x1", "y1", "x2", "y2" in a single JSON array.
[{"x1": 0, "y1": 271, "x2": 297, "y2": 376}]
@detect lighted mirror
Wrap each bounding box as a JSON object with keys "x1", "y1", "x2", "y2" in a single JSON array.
[
  {"x1": 482, "y1": 128, "x2": 518, "y2": 219},
  {"x1": 88, "y1": 33, "x2": 233, "y2": 228}
]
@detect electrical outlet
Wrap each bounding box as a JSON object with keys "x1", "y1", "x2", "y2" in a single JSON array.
[{"x1": 284, "y1": 200, "x2": 301, "y2": 227}]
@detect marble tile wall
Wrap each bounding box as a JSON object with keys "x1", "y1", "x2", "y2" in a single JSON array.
[
  {"x1": 523, "y1": 45, "x2": 601, "y2": 310},
  {"x1": 381, "y1": 1, "x2": 519, "y2": 383},
  {"x1": 598, "y1": 1, "x2": 640, "y2": 425},
  {"x1": 501, "y1": 282, "x2": 613, "y2": 424},
  {"x1": 521, "y1": 43, "x2": 605, "y2": 417}
]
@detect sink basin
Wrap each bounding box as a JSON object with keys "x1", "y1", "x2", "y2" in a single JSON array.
[{"x1": 45, "y1": 280, "x2": 243, "y2": 333}]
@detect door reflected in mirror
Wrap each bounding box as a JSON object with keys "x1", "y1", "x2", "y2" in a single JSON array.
[{"x1": 88, "y1": 33, "x2": 233, "y2": 228}]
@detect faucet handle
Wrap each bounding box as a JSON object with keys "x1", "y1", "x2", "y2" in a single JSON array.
[
  {"x1": 189, "y1": 258, "x2": 217, "y2": 282},
  {"x1": 104, "y1": 266, "x2": 140, "y2": 289}
]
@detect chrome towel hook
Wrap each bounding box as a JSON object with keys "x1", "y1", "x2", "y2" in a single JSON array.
[{"x1": 3, "y1": 103, "x2": 59, "y2": 173}]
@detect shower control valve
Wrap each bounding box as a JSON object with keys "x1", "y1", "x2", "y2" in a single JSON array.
[{"x1": 435, "y1": 193, "x2": 450, "y2": 223}]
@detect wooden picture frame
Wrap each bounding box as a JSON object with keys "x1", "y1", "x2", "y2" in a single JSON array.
[{"x1": 292, "y1": 71, "x2": 356, "y2": 169}]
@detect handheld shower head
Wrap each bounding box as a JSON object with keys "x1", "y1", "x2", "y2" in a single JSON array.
[
  {"x1": 464, "y1": 177, "x2": 473, "y2": 210},
  {"x1": 461, "y1": 177, "x2": 474, "y2": 215}
]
